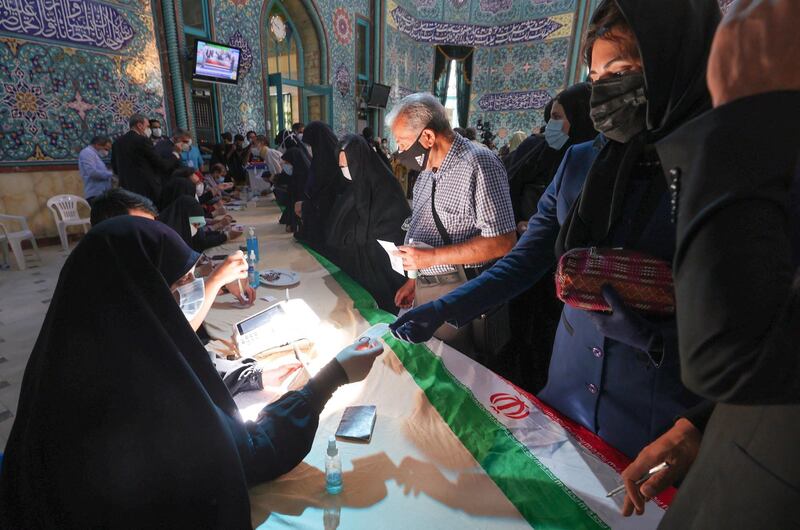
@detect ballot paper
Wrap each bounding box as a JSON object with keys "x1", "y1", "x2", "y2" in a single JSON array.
[
  {"x1": 359, "y1": 322, "x2": 391, "y2": 342},
  {"x1": 377, "y1": 239, "x2": 406, "y2": 276}
]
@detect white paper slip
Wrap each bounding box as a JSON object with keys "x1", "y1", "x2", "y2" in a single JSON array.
[
  {"x1": 260, "y1": 295, "x2": 278, "y2": 303},
  {"x1": 377, "y1": 239, "x2": 406, "y2": 276},
  {"x1": 358, "y1": 323, "x2": 391, "y2": 342}
]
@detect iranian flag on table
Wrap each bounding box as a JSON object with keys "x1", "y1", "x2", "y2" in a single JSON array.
[{"x1": 305, "y1": 246, "x2": 670, "y2": 530}]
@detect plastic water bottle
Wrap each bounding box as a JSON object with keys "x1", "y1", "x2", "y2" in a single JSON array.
[
  {"x1": 248, "y1": 250, "x2": 259, "y2": 289},
  {"x1": 323, "y1": 505, "x2": 340, "y2": 530},
  {"x1": 325, "y1": 436, "x2": 342, "y2": 494},
  {"x1": 406, "y1": 238, "x2": 418, "y2": 279},
  {"x1": 246, "y1": 227, "x2": 259, "y2": 263}
]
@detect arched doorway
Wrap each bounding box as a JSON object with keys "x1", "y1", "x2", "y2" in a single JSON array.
[{"x1": 260, "y1": 0, "x2": 332, "y2": 141}]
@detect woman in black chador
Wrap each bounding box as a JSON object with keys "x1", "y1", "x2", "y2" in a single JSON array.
[
  {"x1": 0, "y1": 216, "x2": 383, "y2": 528},
  {"x1": 326, "y1": 134, "x2": 411, "y2": 314}
]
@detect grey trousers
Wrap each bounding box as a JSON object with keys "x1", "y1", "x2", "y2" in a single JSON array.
[{"x1": 415, "y1": 269, "x2": 475, "y2": 357}]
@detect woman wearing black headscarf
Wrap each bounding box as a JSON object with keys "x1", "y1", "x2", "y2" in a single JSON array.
[
  {"x1": 513, "y1": 84, "x2": 596, "y2": 226},
  {"x1": 392, "y1": 0, "x2": 720, "y2": 458},
  {"x1": 326, "y1": 134, "x2": 411, "y2": 313},
  {"x1": 159, "y1": 173, "x2": 227, "y2": 252},
  {"x1": 297, "y1": 121, "x2": 343, "y2": 251},
  {"x1": 0, "y1": 216, "x2": 383, "y2": 528},
  {"x1": 274, "y1": 147, "x2": 310, "y2": 233},
  {"x1": 501, "y1": 83, "x2": 597, "y2": 392}
]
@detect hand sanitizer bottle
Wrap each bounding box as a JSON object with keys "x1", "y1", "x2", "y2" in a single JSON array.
[
  {"x1": 248, "y1": 250, "x2": 259, "y2": 289},
  {"x1": 325, "y1": 436, "x2": 342, "y2": 494},
  {"x1": 246, "y1": 227, "x2": 259, "y2": 263}
]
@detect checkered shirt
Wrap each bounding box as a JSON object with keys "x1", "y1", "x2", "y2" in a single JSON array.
[{"x1": 406, "y1": 133, "x2": 515, "y2": 275}]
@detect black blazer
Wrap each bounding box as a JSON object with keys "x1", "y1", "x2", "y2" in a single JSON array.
[
  {"x1": 111, "y1": 130, "x2": 178, "y2": 204},
  {"x1": 656, "y1": 91, "x2": 800, "y2": 529}
]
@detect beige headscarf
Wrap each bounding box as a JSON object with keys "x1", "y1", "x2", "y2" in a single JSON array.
[{"x1": 508, "y1": 131, "x2": 527, "y2": 152}]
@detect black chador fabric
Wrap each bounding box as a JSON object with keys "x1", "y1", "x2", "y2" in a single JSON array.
[
  {"x1": 0, "y1": 216, "x2": 351, "y2": 528},
  {"x1": 276, "y1": 147, "x2": 311, "y2": 231},
  {"x1": 556, "y1": 0, "x2": 721, "y2": 255},
  {"x1": 326, "y1": 134, "x2": 411, "y2": 313},
  {"x1": 160, "y1": 173, "x2": 196, "y2": 210},
  {"x1": 159, "y1": 178, "x2": 225, "y2": 251},
  {"x1": 160, "y1": 195, "x2": 226, "y2": 252},
  {"x1": 298, "y1": 121, "x2": 343, "y2": 250},
  {"x1": 509, "y1": 83, "x2": 597, "y2": 223},
  {"x1": 0, "y1": 217, "x2": 252, "y2": 529}
]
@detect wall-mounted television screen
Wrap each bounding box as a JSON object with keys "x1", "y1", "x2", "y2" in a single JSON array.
[
  {"x1": 366, "y1": 83, "x2": 391, "y2": 108},
  {"x1": 193, "y1": 40, "x2": 242, "y2": 85}
]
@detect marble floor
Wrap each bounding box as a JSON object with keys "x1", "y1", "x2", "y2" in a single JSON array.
[{"x1": 0, "y1": 243, "x2": 71, "y2": 451}]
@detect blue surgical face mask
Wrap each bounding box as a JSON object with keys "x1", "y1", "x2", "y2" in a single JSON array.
[
  {"x1": 173, "y1": 277, "x2": 205, "y2": 321},
  {"x1": 544, "y1": 119, "x2": 569, "y2": 150},
  {"x1": 283, "y1": 163, "x2": 294, "y2": 175}
]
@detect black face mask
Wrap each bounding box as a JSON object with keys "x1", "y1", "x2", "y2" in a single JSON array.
[
  {"x1": 393, "y1": 128, "x2": 431, "y2": 172},
  {"x1": 590, "y1": 72, "x2": 648, "y2": 144}
]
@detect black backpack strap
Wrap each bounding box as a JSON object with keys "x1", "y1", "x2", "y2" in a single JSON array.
[{"x1": 430, "y1": 179, "x2": 453, "y2": 246}]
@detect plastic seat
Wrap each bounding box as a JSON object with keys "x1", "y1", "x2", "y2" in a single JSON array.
[
  {"x1": 46, "y1": 194, "x2": 91, "y2": 251},
  {"x1": 0, "y1": 213, "x2": 42, "y2": 270}
]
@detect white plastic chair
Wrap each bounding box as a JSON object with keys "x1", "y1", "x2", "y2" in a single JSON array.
[
  {"x1": 0, "y1": 214, "x2": 41, "y2": 270},
  {"x1": 46, "y1": 194, "x2": 91, "y2": 251}
]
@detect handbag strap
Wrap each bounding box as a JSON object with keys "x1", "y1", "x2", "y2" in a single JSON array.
[{"x1": 430, "y1": 179, "x2": 453, "y2": 246}]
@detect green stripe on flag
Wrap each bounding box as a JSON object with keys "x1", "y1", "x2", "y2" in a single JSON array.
[{"x1": 301, "y1": 244, "x2": 607, "y2": 529}]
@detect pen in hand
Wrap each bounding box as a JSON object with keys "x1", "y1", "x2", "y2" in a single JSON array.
[{"x1": 606, "y1": 462, "x2": 670, "y2": 498}]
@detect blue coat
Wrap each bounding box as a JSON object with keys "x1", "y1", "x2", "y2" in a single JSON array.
[{"x1": 441, "y1": 137, "x2": 701, "y2": 457}]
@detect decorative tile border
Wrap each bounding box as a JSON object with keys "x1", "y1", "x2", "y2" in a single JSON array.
[
  {"x1": 477, "y1": 89, "x2": 551, "y2": 111},
  {"x1": 390, "y1": 5, "x2": 563, "y2": 46}
]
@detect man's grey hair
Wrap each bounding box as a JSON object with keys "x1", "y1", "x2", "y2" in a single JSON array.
[
  {"x1": 173, "y1": 128, "x2": 192, "y2": 140},
  {"x1": 385, "y1": 93, "x2": 452, "y2": 134},
  {"x1": 128, "y1": 113, "x2": 147, "y2": 128}
]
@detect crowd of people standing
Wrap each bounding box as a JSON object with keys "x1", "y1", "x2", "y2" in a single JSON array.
[{"x1": 6, "y1": 0, "x2": 800, "y2": 527}]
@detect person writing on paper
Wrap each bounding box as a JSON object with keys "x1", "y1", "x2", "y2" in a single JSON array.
[
  {"x1": 0, "y1": 216, "x2": 386, "y2": 528},
  {"x1": 387, "y1": 93, "x2": 516, "y2": 355},
  {"x1": 618, "y1": 1, "x2": 800, "y2": 525},
  {"x1": 326, "y1": 134, "x2": 411, "y2": 313},
  {"x1": 89, "y1": 188, "x2": 255, "y2": 308},
  {"x1": 391, "y1": 0, "x2": 717, "y2": 459}
]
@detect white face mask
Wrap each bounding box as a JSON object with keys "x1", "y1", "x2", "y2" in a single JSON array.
[
  {"x1": 97, "y1": 148, "x2": 109, "y2": 157},
  {"x1": 144, "y1": 127, "x2": 152, "y2": 138},
  {"x1": 151, "y1": 128, "x2": 162, "y2": 138},
  {"x1": 195, "y1": 183, "x2": 204, "y2": 196},
  {"x1": 296, "y1": 133, "x2": 303, "y2": 142},
  {"x1": 174, "y1": 277, "x2": 205, "y2": 321},
  {"x1": 251, "y1": 147, "x2": 260, "y2": 156},
  {"x1": 341, "y1": 166, "x2": 352, "y2": 180}
]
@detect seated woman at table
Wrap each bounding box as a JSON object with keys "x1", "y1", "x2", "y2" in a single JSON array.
[
  {"x1": 89, "y1": 188, "x2": 253, "y2": 308},
  {"x1": 326, "y1": 134, "x2": 411, "y2": 314},
  {"x1": 159, "y1": 170, "x2": 232, "y2": 252},
  {"x1": 0, "y1": 216, "x2": 384, "y2": 529}
]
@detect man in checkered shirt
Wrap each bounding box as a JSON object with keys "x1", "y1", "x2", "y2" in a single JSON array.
[{"x1": 386, "y1": 93, "x2": 516, "y2": 351}]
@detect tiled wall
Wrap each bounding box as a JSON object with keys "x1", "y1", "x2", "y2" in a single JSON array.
[
  {"x1": 382, "y1": 0, "x2": 580, "y2": 145},
  {"x1": 214, "y1": 0, "x2": 371, "y2": 137},
  {"x1": 0, "y1": 0, "x2": 166, "y2": 164},
  {"x1": 0, "y1": 0, "x2": 166, "y2": 237}
]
